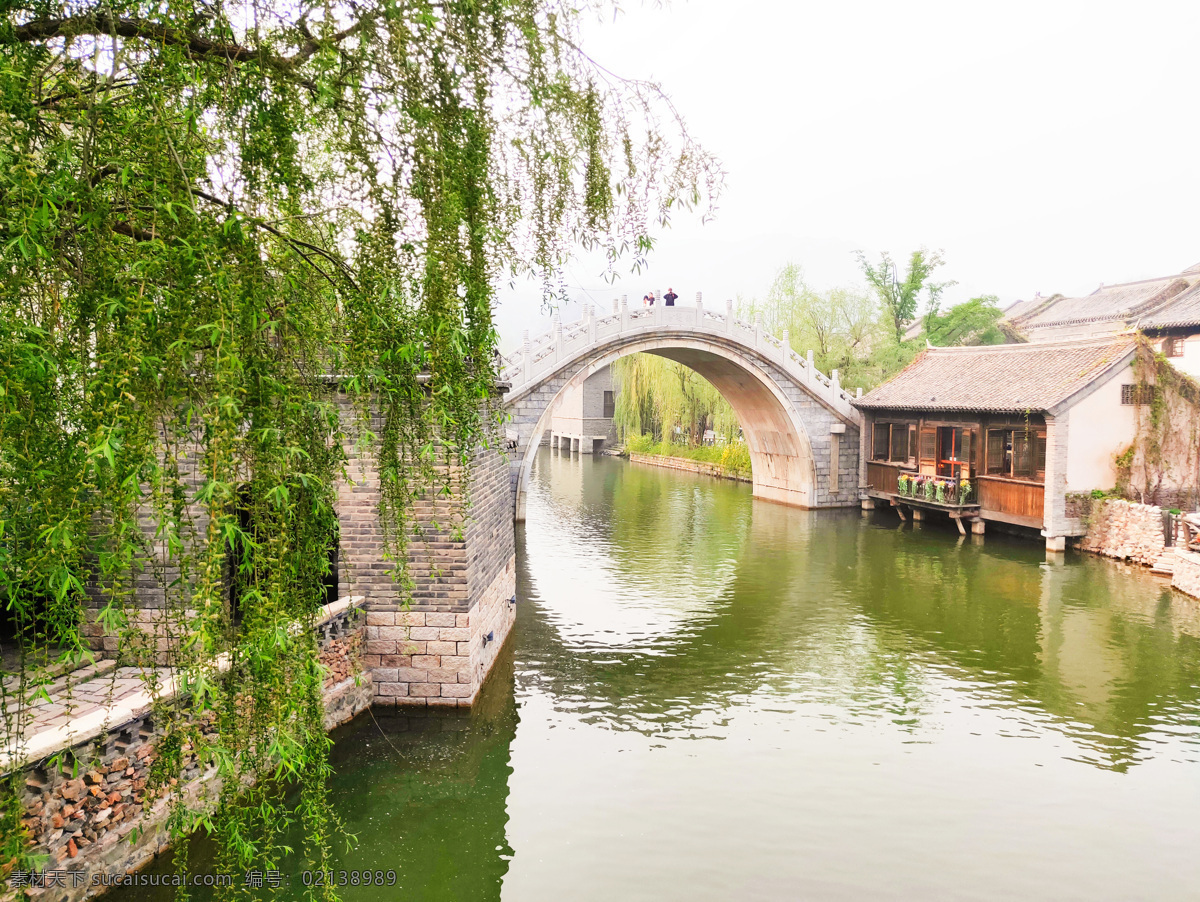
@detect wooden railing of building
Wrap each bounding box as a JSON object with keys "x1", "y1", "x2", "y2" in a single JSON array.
[
  {"x1": 976, "y1": 476, "x2": 1045, "y2": 526},
  {"x1": 866, "y1": 461, "x2": 900, "y2": 496}
]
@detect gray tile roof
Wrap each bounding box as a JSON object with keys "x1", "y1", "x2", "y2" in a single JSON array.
[
  {"x1": 1139, "y1": 281, "x2": 1200, "y2": 329},
  {"x1": 1000, "y1": 297, "x2": 1043, "y2": 320},
  {"x1": 1008, "y1": 276, "x2": 1193, "y2": 331},
  {"x1": 853, "y1": 334, "x2": 1137, "y2": 413}
]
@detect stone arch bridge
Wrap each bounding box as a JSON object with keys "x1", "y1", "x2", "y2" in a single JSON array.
[{"x1": 500, "y1": 299, "x2": 864, "y2": 521}]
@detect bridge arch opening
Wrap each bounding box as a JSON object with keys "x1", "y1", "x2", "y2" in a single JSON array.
[{"x1": 512, "y1": 336, "x2": 821, "y2": 520}]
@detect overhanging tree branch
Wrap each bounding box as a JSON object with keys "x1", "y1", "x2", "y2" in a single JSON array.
[{"x1": 11, "y1": 12, "x2": 368, "y2": 82}]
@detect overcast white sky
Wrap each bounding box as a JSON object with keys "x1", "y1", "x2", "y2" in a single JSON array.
[{"x1": 494, "y1": 0, "x2": 1200, "y2": 349}]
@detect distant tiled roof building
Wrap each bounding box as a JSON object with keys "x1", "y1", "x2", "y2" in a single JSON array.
[
  {"x1": 1003, "y1": 262, "x2": 1200, "y2": 377},
  {"x1": 1139, "y1": 281, "x2": 1200, "y2": 330}
]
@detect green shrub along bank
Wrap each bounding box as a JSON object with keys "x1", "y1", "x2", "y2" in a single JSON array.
[{"x1": 625, "y1": 435, "x2": 752, "y2": 479}]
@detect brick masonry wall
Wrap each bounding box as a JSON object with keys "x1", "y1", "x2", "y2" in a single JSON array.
[
  {"x1": 1146, "y1": 487, "x2": 1200, "y2": 510},
  {"x1": 1043, "y1": 413, "x2": 1074, "y2": 538},
  {"x1": 77, "y1": 391, "x2": 519, "y2": 710},
  {"x1": 334, "y1": 397, "x2": 510, "y2": 618},
  {"x1": 580, "y1": 366, "x2": 618, "y2": 445},
  {"x1": 366, "y1": 436, "x2": 517, "y2": 707},
  {"x1": 82, "y1": 445, "x2": 211, "y2": 660}
]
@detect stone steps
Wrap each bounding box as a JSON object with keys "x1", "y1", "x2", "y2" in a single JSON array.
[{"x1": 1150, "y1": 549, "x2": 1178, "y2": 576}]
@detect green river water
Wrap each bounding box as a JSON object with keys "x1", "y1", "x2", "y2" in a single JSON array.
[{"x1": 117, "y1": 448, "x2": 1200, "y2": 901}]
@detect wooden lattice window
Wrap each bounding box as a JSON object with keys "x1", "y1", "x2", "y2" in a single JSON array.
[
  {"x1": 873, "y1": 422, "x2": 890, "y2": 460},
  {"x1": 1164, "y1": 337, "x2": 1185, "y2": 358},
  {"x1": 873, "y1": 422, "x2": 916, "y2": 462},
  {"x1": 986, "y1": 428, "x2": 1046, "y2": 480},
  {"x1": 919, "y1": 429, "x2": 936, "y2": 463},
  {"x1": 986, "y1": 430, "x2": 1006, "y2": 475}
]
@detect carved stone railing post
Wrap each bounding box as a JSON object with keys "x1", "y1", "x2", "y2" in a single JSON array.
[
  {"x1": 586, "y1": 303, "x2": 596, "y2": 343},
  {"x1": 806, "y1": 350, "x2": 815, "y2": 387},
  {"x1": 725, "y1": 299, "x2": 733, "y2": 333},
  {"x1": 754, "y1": 313, "x2": 762, "y2": 348},
  {"x1": 781, "y1": 328, "x2": 790, "y2": 364},
  {"x1": 552, "y1": 314, "x2": 562, "y2": 363},
  {"x1": 620, "y1": 295, "x2": 628, "y2": 331},
  {"x1": 831, "y1": 368, "x2": 840, "y2": 399}
]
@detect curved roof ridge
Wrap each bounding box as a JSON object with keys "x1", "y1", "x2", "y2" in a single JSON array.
[{"x1": 925, "y1": 332, "x2": 1137, "y2": 354}]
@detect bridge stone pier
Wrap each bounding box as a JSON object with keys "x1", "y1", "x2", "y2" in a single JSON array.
[{"x1": 501, "y1": 297, "x2": 863, "y2": 520}]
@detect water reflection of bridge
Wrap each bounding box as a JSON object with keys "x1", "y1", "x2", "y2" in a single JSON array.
[
  {"x1": 283, "y1": 454, "x2": 1200, "y2": 901},
  {"x1": 519, "y1": 451, "x2": 1200, "y2": 773}
]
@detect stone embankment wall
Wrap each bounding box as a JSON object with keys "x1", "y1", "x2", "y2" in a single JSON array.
[
  {"x1": 628, "y1": 452, "x2": 751, "y2": 484},
  {"x1": 1078, "y1": 499, "x2": 1177, "y2": 568},
  {"x1": 1077, "y1": 498, "x2": 1200, "y2": 602},
  {"x1": 4, "y1": 605, "x2": 371, "y2": 902},
  {"x1": 1172, "y1": 550, "x2": 1200, "y2": 598}
]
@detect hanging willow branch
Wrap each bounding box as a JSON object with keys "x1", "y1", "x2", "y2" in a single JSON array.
[{"x1": 0, "y1": 0, "x2": 722, "y2": 892}]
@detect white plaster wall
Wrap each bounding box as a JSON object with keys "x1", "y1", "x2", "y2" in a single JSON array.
[
  {"x1": 1064, "y1": 362, "x2": 1138, "y2": 492},
  {"x1": 1162, "y1": 334, "x2": 1200, "y2": 380}
]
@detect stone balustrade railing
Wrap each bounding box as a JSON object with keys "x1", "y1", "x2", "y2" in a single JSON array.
[
  {"x1": 500, "y1": 294, "x2": 861, "y2": 421},
  {"x1": 2, "y1": 596, "x2": 366, "y2": 773}
]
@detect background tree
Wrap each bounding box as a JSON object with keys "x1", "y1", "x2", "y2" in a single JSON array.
[
  {"x1": 741, "y1": 264, "x2": 878, "y2": 375},
  {"x1": 923, "y1": 296, "x2": 1008, "y2": 346},
  {"x1": 612, "y1": 355, "x2": 740, "y2": 445},
  {"x1": 0, "y1": 0, "x2": 720, "y2": 887},
  {"x1": 856, "y1": 249, "x2": 953, "y2": 344}
]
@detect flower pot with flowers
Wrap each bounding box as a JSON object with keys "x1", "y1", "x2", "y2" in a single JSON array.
[
  {"x1": 897, "y1": 474, "x2": 910, "y2": 496},
  {"x1": 959, "y1": 479, "x2": 972, "y2": 504},
  {"x1": 935, "y1": 479, "x2": 946, "y2": 504},
  {"x1": 923, "y1": 477, "x2": 936, "y2": 501}
]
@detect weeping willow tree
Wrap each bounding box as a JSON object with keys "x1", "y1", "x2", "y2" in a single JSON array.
[
  {"x1": 0, "y1": 0, "x2": 720, "y2": 890},
  {"x1": 612, "y1": 354, "x2": 740, "y2": 445}
]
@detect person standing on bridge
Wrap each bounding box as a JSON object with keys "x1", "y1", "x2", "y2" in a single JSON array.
[
  {"x1": 643, "y1": 291, "x2": 656, "y2": 307},
  {"x1": 663, "y1": 287, "x2": 678, "y2": 307}
]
